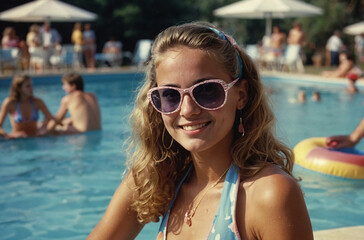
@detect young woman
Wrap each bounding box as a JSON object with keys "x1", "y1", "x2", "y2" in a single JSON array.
[
  {"x1": 87, "y1": 22, "x2": 313, "y2": 240},
  {"x1": 0, "y1": 74, "x2": 55, "y2": 138}
]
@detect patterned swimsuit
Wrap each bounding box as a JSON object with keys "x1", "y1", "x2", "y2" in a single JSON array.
[{"x1": 156, "y1": 164, "x2": 241, "y2": 240}]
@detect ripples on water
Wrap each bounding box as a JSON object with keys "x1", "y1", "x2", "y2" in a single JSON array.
[{"x1": 0, "y1": 74, "x2": 363, "y2": 239}]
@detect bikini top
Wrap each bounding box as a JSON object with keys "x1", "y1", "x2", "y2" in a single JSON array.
[
  {"x1": 14, "y1": 99, "x2": 39, "y2": 123},
  {"x1": 156, "y1": 164, "x2": 241, "y2": 240}
]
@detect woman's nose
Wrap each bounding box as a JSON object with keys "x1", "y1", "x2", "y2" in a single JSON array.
[{"x1": 179, "y1": 93, "x2": 201, "y2": 117}]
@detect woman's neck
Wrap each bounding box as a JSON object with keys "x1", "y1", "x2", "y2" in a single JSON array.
[
  {"x1": 19, "y1": 95, "x2": 31, "y2": 102},
  {"x1": 190, "y1": 148, "x2": 232, "y2": 187}
]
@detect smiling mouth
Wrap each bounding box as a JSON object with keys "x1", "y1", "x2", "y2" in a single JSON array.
[{"x1": 180, "y1": 122, "x2": 210, "y2": 131}]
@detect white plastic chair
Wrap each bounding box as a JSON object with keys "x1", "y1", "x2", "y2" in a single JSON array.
[
  {"x1": 0, "y1": 47, "x2": 20, "y2": 72},
  {"x1": 132, "y1": 39, "x2": 153, "y2": 67}
]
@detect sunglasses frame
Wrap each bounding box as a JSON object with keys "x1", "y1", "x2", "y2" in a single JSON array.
[{"x1": 147, "y1": 78, "x2": 239, "y2": 114}]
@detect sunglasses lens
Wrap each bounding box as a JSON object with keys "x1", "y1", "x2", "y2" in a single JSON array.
[
  {"x1": 193, "y1": 82, "x2": 225, "y2": 109},
  {"x1": 151, "y1": 88, "x2": 181, "y2": 113}
]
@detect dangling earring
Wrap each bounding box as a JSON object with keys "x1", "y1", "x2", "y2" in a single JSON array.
[
  {"x1": 162, "y1": 127, "x2": 173, "y2": 149},
  {"x1": 238, "y1": 112, "x2": 245, "y2": 137}
]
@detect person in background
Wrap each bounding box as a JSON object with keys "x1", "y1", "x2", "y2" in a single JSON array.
[
  {"x1": 354, "y1": 32, "x2": 364, "y2": 64},
  {"x1": 346, "y1": 72, "x2": 360, "y2": 94},
  {"x1": 1, "y1": 27, "x2": 19, "y2": 49},
  {"x1": 261, "y1": 25, "x2": 286, "y2": 65},
  {"x1": 287, "y1": 21, "x2": 306, "y2": 47},
  {"x1": 71, "y1": 22, "x2": 84, "y2": 68},
  {"x1": 312, "y1": 91, "x2": 321, "y2": 102},
  {"x1": 326, "y1": 118, "x2": 364, "y2": 149},
  {"x1": 26, "y1": 24, "x2": 44, "y2": 72},
  {"x1": 83, "y1": 23, "x2": 96, "y2": 69},
  {"x1": 270, "y1": 25, "x2": 287, "y2": 57},
  {"x1": 102, "y1": 36, "x2": 122, "y2": 67},
  {"x1": 321, "y1": 51, "x2": 361, "y2": 78},
  {"x1": 48, "y1": 72, "x2": 101, "y2": 134},
  {"x1": 298, "y1": 90, "x2": 306, "y2": 103},
  {"x1": 326, "y1": 30, "x2": 344, "y2": 66},
  {"x1": 87, "y1": 22, "x2": 313, "y2": 240},
  {"x1": 40, "y1": 21, "x2": 62, "y2": 68},
  {"x1": 0, "y1": 74, "x2": 55, "y2": 139}
]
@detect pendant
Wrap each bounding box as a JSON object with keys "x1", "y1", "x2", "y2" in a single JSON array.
[{"x1": 184, "y1": 210, "x2": 192, "y2": 226}]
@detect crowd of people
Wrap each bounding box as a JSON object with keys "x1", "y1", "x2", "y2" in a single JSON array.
[
  {"x1": 255, "y1": 22, "x2": 364, "y2": 81},
  {"x1": 1, "y1": 21, "x2": 127, "y2": 73},
  {"x1": 0, "y1": 72, "x2": 101, "y2": 139}
]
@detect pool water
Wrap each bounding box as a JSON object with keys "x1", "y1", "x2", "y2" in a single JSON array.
[{"x1": 0, "y1": 73, "x2": 363, "y2": 239}]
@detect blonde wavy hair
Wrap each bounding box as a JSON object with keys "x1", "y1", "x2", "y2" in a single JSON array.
[{"x1": 126, "y1": 22, "x2": 294, "y2": 223}]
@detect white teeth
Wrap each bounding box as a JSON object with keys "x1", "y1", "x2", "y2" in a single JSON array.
[{"x1": 182, "y1": 123, "x2": 207, "y2": 131}]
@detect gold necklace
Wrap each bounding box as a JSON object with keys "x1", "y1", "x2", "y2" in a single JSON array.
[{"x1": 184, "y1": 166, "x2": 230, "y2": 227}]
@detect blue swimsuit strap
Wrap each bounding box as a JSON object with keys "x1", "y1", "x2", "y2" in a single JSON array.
[
  {"x1": 14, "y1": 99, "x2": 39, "y2": 123},
  {"x1": 158, "y1": 164, "x2": 241, "y2": 240},
  {"x1": 158, "y1": 165, "x2": 193, "y2": 232}
]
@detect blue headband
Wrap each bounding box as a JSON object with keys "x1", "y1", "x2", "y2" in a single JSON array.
[{"x1": 208, "y1": 27, "x2": 243, "y2": 80}]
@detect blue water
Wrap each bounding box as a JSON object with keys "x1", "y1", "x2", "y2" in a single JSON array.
[{"x1": 0, "y1": 73, "x2": 363, "y2": 239}]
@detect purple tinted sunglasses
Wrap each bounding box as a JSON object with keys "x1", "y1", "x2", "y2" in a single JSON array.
[{"x1": 147, "y1": 78, "x2": 239, "y2": 114}]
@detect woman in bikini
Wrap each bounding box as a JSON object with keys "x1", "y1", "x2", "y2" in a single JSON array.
[
  {"x1": 0, "y1": 74, "x2": 55, "y2": 138},
  {"x1": 87, "y1": 22, "x2": 313, "y2": 240}
]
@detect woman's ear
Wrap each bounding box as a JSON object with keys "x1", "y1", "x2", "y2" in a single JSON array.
[{"x1": 236, "y1": 80, "x2": 248, "y2": 110}]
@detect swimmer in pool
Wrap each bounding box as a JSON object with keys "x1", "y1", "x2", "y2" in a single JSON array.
[
  {"x1": 0, "y1": 74, "x2": 55, "y2": 138},
  {"x1": 48, "y1": 72, "x2": 101, "y2": 134}
]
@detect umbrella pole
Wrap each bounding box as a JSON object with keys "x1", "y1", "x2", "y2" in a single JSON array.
[{"x1": 265, "y1": 12, "x2": 272, "y2": 37}]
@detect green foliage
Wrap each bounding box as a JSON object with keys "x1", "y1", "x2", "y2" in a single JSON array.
[{"x1": 1, "y1": 0, "x2": 361, "y2": 55}]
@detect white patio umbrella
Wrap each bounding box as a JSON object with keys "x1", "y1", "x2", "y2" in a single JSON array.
[
  {"x1": 0, "y1": 0, "x2": 97, "y2": 22},
  {"x1": 214, "y1": 0, "x2": 323, "y2": 36},
  {"x1": 343, "y1": 21, "x2": 364, "y2": 35}
]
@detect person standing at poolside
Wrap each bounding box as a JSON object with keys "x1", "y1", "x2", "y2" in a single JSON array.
[
  {"x1": 326, "y1": 30, "x2": 344, "y2": 66},
  {"x1": 83, "y1": 23, "x2": 96, "y2": 69},
  {"x1": 287, "y1": 21, "x2": 306, "y2": 47},
  {"x1": 87, "y1": 22, "x2": 313, "y2": 240},
  {"x1": 71, "y1": 22, "x2": 84, "y2": 68},
  {"x1": 48, "y1": 72, "x2": 101, "y2": 134},
  {"x1": 0, "y1": 74, "x2": 55, "y2": 138}
]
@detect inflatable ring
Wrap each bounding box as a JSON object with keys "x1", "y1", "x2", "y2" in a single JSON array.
[{"x1": 293, "y1": 137, "x2": 364, "y2": 179}]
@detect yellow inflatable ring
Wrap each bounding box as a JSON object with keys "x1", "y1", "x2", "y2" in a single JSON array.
[{"x1": 293, "y1": 137, "x2": 364, "y2": 179}]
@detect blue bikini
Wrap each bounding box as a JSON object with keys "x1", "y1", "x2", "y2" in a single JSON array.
[
  {"x1": 157, "y1": 164, "x2": 241, "y2": 240},
  {"x1": 14, "y1": 99, "x2": 39, "y2": 123}
]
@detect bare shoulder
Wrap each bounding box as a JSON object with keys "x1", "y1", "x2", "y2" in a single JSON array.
[
  {"x1": 86, "y1": 92, "x2": 98, "y2": 100},
  {"x1": 32, "y1": 96, "x2": 46, "y2": 106},
  {"x1": 60, "y1": 94, "x2": 71, "y2": 105},
  {"x1": 240, "y1": 165, "x2": 313, "y2": 240},
  {"x1": 1, "y1": 97, "x2": 15, "y2": 108},
  {"x1": 245, "y1": 165, "x2": 302, "y2": 208}
]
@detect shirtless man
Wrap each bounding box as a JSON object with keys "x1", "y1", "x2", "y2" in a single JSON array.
[
  {"x1": 49, "y1": 72, "x2": 101, "y2": 134},
  {"x1": 287, "y1": 21, "x2": 305, "y2": 46},
  {"x1": 270, "y1": 26, "x2": 286, "y2": 56}
]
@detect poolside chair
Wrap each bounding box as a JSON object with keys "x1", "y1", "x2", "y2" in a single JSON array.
[
  {"x1": 29, "y1": 47, "x2": 45, "y2": 72},
  {"x1": 132, "y1": 39, "x2": 153, "y2": 67},
  {"x1": 50, "y1": 45, "x2": 76, "y2": 69},
  {"x1": 245, "y1": 44, "x2": 260, "y2": 62},
  {"x1": 0, "y1": 47, "x2": 20, "y2": 73},
  {"x1": 280, "y1": 44, "x2": 305, "y2": 73}
]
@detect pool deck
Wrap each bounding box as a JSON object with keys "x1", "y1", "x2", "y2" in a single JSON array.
[
  {"x1": 1, "y1": 67, "x2": 364, "y2": 87},
  {"x1": 314, "y1": 225, "x2": 364, "y2": 240}
]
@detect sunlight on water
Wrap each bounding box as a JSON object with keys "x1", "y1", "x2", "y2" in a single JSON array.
[{"x1": 0, "y1": 73, "x2": 363, "y2": 239}]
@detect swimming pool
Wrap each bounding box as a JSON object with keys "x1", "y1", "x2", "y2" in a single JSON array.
[{"x1": 0, "y1": 72, "x2": 363, "y2": 239}]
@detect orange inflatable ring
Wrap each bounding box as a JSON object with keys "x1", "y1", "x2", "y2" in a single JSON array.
[{"x1": 293, "y1": 137, "x2": 364, "y2": 179}]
